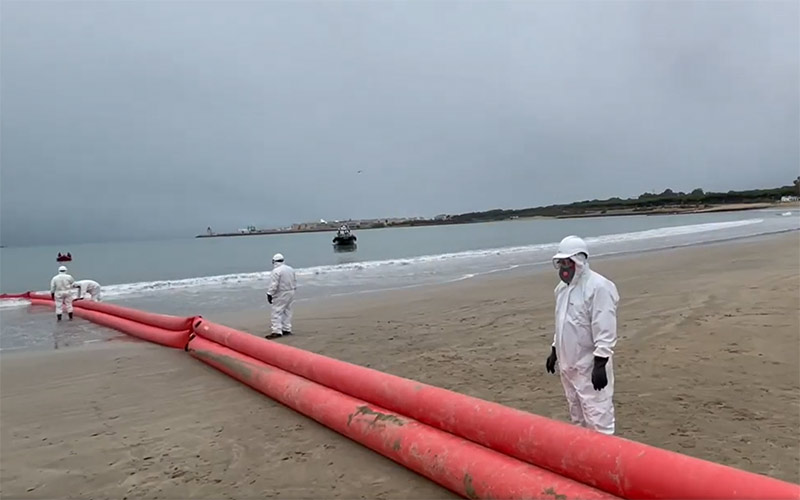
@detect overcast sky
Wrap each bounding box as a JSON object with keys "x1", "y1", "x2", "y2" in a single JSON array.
[{"x1": 1, "y1": 0, "x2": 797, "y2": 246}]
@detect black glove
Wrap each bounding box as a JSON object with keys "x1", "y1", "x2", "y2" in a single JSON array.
[
  {"x1": 50, "y1": 293, "x2": 55, "y2": 300},
  {"x1": 592, "y1": 356, "x2": 609, "y2": 390},
  {"x1": 267, "y1": 294, "x2": 273, "y2": 304},
  {"x1": 546, "y1": 346, "x2": 557, "y2": 374}
]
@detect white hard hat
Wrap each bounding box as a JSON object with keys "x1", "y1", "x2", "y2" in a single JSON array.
[
  {"x1": 553, "y1": 235, "x2": 589, "y2": 261},
  {"x1": 58, "y1": 265, "x2": 67, "y2": 273},
  {"x1": 272, "y1": 253, "x2": 284, "y2": 262}
]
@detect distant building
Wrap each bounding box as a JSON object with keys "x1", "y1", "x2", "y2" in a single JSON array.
[{"x1": 781, "y1": 196, "x2": 799, "y2": 203}]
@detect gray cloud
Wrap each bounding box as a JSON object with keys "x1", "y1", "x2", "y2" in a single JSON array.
[{"x1": 2, "y1": 0, "x2": 797, "y2": 246}]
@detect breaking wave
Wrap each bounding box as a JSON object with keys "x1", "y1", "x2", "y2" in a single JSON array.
[{"x1": 0, "y1": 218, "x2": 766, "y2": 309}]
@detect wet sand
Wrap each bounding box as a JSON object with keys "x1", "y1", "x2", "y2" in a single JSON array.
[{"x1": 2, "y1": 232, "x2": 798, "y2": 498}]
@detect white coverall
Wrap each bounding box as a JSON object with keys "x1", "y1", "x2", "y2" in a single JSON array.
[
  {"x1": 553, "y1": 258, "x2": 619, "y2": 435},
  {"x1": 267, "y1": 262, "x2": 297, "y2": 334},
  {"x1": 51, "y1": 272, "x2": 76, "y2": 315},
  {"x1": 75, "y1": 280, "x2": 102, "y2": 301}
]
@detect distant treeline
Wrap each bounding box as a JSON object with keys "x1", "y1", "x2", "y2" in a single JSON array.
[{"x1": 447, "y1": 178, "x2": 800, "y2": 223}]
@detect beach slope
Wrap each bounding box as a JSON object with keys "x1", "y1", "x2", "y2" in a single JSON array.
[{"x1": 2, "y1": 233, "x2": 798, "y2": 498}]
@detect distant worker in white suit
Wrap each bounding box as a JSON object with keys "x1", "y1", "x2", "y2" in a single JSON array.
[
  {"x1": 74, "y1": 279, "x2": 102, "y2": 302},
  {"x1": 266, "y1": 253, "x2": 297, "y2": 339},
  {"x1": 545, "y1": 235, "x2": 620, "y2": 435},
  {"x1": 50, "y1": 265, "x2": 75, "y2": 321}
]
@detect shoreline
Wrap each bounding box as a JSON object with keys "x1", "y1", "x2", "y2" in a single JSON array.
[
  {"x1": 1, "y1": 228, "x2": 797, "y2": 357},
  {"x1": 203, "y1": 227, "x2": 800, "y2": 324},
  {"x1": 553, "y1": 202, "x2": 778, "y2": 219},
  {"x1": 211, "y1": 229, "x2": 800, "y2": 324}
]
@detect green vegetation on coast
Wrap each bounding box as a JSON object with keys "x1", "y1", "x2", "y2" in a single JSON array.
[
  {"x1": 197, "y1": 179, "x2": 799, "y2": 238},
  {"x1": 448, "y1": 179, "x2": 800, "y2": 223}
]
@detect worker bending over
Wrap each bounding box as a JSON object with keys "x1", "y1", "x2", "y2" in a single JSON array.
[{"x1": 74, "y1": 279, "x2": 102, "y2": 302}]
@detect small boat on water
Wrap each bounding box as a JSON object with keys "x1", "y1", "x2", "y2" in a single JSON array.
[
  {"x1": 332, "y1": 225, "x2": 357, "y2": 249},
  {"x1": 57, "y1": 252, "x2": 72, "y2": 262}
]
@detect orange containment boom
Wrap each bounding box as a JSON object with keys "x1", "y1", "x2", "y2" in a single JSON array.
[
  {"x1": 29, "y1": 297, "x2": 191, "y2": 349},
  {"x1": 193, "y1": 319, "x2": 800, "y2": 500},
  {"x1": 28, "y1": 292, "x2": 195, "y2": 331},
  {"x1": 186, "y1": 335, "x2": 619, "y2": 500}
]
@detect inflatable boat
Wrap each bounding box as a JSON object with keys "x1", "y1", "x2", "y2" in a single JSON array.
[{"x1": 332, "y1": 225, "x2": 357, "y2": 248}]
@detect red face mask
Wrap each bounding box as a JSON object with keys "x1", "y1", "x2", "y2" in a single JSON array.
[{"x1": 557, "y1": 259, "x2": 576, "y2": 284}]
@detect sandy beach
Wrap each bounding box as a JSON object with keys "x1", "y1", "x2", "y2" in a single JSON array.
[{"x1": 2, "y1": 232, "x2": 798, "y2": 498}]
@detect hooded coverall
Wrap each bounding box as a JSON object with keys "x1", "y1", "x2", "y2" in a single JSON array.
[
  {"x1": 267, "y1": 262, "x2": 297, "y2": 335},
  {"x1": 75, "y1": 280, "x2": 102, "y2": 301},
  {"x1": 51, "y1": 272, "x2": 76, "y2": 316},
  {"x1": 553, "y1": 257, "x2": 619, "y2": 435}
]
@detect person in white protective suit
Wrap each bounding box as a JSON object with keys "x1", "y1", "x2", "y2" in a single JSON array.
[
  {"x1": 73, "y1": 279, "x2": 102, "y2": 302},
  {"x1": 546, "y1": 235, "x2": 620, "y2": 435},
  {"x1": 265, "y1": 253, "x2": 297, "y2": 339},
  {"x1": 50, "y1": 265, "x2": 76, "y2": 321}
]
